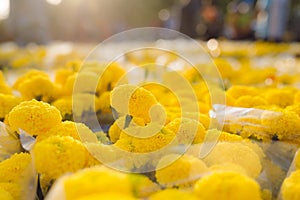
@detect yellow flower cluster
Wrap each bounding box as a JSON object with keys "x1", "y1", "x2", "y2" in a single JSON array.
[
  {"x1": 33, "y1": 135, "x2": 97, "y2": 180},
  {"x1": 194, "y1": 171, "x2": 262, "y2": 200},
  {"x1": 7, "y1": 99, "x2": 62, "y2": 136},
  {"x1": 155, "y1": 154, "x2": 208, "y2": 188},
  {"x1": 0, "y1": 153, "x2": 32, "y2": 200},
  {"x1": 281, "y1": 170, "x2": 300, "y2": 200},
  {"x1": 46, "y1": 166, "x2": 159, "y2": 200}
]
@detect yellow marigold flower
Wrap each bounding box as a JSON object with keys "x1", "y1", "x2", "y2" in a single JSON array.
[
  {"x1": 209, "y1": 162, "x2": 248, "y2": 175},
  {"x1": 115, "y1": 127, "x2": 175, "y2": 153},
  {"x1": 203, "y1": 142, "x2": 262, "y2": 178},
  {"x1": 286, "y1": 103, "x2": 300, "y2": 117},
  {"x1": 17, "y1": 75, "x2": 55, "y2": 102},
  {"x1": 294, "y1": 150, "x2": 300, "y2": 170},
  {"x1": 0, "y1": 182, "x2": 21, "y2": 200},
  {"x1": 75, "y1": 193, "x2": 136, "y2": 200},
  {"x1": 96, "y1": 62, "x2": 126, "y2": 94},
  {"x1": 52, "y1": 97, "x2": 73, "y2": 121},
  {"x1": 0, "y1": 83, "x2": 12, "y2": 95},
  {"x1": 62, "y1": 73, "x2": 77, "y2": 96},
  {"x1": 235, "y1": 95, "x2": 268, "y2": 108},
  {"x1": 72, "y1": 93, "x2": 101, "y2": 118},
  {"x1": 0, "y1": 188, "x2": 13, "y2": 200},
  {"x1": 155, "y1": 154, "x2": 208, "y2": 188},
  {"x1": 0, "y1": 152, "x2": 31, "y2": 182},
  {"x1": 54, "y1": 68, "x2": 75, "y2": 85},
  {"x1": 165, "y1": 117, "x2": 206, "y2": 144},
  {"x1": 37, "y1": 121, "x2": 96, "y2": 142},
  {"x1": 226, "y1": 85, "x2": 259, "y2": 99},
  {"x1": 7, "y1": 99, "x2": 62, "y2": 136},
  {"x1": 281, "y1": 170, "x2": 300, "y2": 200},
  {"x1": 218, "y1": 131, "x2": 243, "y2": 142},
  {"x1": 294, "y1": 91, "x2": 300, "y2": 103},
  {"x1": 261, "y1": 109, "x2": 300, "y2": 139},
  {"x1": 75, "y1": 71, "x2": 99, "y2": 94},
  {"x1": 111, "y1": 84, "x2": 158, "y2": 123},
  {"x1": 128, "y1": 174, "x2": 160, "y2": 198},
  {"x1": 33, "y1": 136, "x2": 88, "y2": 179},
  {"x1": 226, "y1": 93, "x2": 236, "y2": 106},
  {"x1": 0, "y1": 94, "x2": 21, "y2": 120},
  {"x1": 108, "y1": 116, "x2": 146, "y2": 143},
  {"x1": 149, "y1": 189, "x2": 198, "y2": 200},
  {"x1": 12, "y1": 69, "x2": 48, "y2": 90},
  {"x1": 63, "y1": 167, "x2": 133, "y2": 199},
  {"x1": 98, "y1": 91, "x2": 111, "y2": 114},
  {"x1": 194, "y1": 171, "x2": 262, "y2": 200},
  {"x1": 228, "y1": 114, "x2": 264, "y2": 138},
  {"x1": 264, "y1": 89, "x2": 294, "y2": 108}
]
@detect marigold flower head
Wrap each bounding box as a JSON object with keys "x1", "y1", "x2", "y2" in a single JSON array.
[
  {"x1": 0, "y1": 152, "x2": 31, "y2": 183},
  {"x1": 33, "y1": 135, "x2": 88, "y2": 179},
  {"x1": 209, "y1": 162, "x2": 248, "y2": 175},
  {"x1": 12, "y1": 69, "x2": 48, "y2": 90},
  {"x1": 62, "y1": 73, "x2": 77, "y2": 96},
  {"x1": 149, "y1": 189, "x2": 198, "y2": 200},
  {"x1": 281, "y1": 170, "x2": 300, "y2": 200},
  {"x1": 74, "y1": 193, "x2": 136, "y2": 200},
  {"x1": 98, "y1": 91, "x2": 111, "y2": 114},
  {"x1": 107, "y1": 115, "x2": 144, "y2": 144},
  {"x1": 0, "y1": 188, "x2": 13, "y2": 200},
  {"x1": 203, "y1": 142, "x2": 262, "y2": 178},
  {"x1": 264, "y1": 89, "x2": 294, "y2": 108},
  {"x1": 294, "y1": 91, "x2": 300, "y2": 103},
  {"x1": 52, "y1": 97, "x2": 73, "y2": 121},
  {"x1": 72, "y1": 93, "x2": 100, "y2": 118},
  {"x1": 128, "y1": 174, "x2": 160, "y2": 198},
  {"x1": 110, "y1": 84, "x2": 158, "y2": 123},
  {"x1": 261, "y1": 109, "x2": 300, "y2": 139},
  {"x1": 37, "y1": 121, "x2": 96, "y2": 142},
  {"x1": 0, "y1": 94, "x2": 21, "y2": 120},
  {"x1": 96, "y1": 62, "x2": 126, "y2": 94},
  {"x1": 235, "y1": 95, "x2": 267, "y2": 108},
  {"x1": 0, "y1": 83, "x2": 12, "y2": 95},
  {"x1": 17, "y1": 75, "x2": 55, "y2": 102},
  {"x1": 165, "y1": 117, "x2": 206, "y2": 144},
  {"x1": 54, "y1": 68, "x2": 75, "y2": 85},
  {"x1": 226, "y1": 85, "x2": 259, "y2": 99},
  {"x1": 155, "y1": 154, "x2": 208, "y2": 188},
  {"x1": 0, "y1": 182, "x2": 21, "y2": 200},
  {"x1": 194, "y1": 171, "x2": 262, "y2": 200},
  {"x1": 7, "y1": 99, "x2": 62, "y2": 136},
  {"x1": 286, "y1": 103, "x2": 300, "y2": 117},
  {"x1": 63, "y1": 167, "x2": 133, "y2": 199},
  {"x1": 115, "y1": 127, "x2": 175, "y2": 153}
]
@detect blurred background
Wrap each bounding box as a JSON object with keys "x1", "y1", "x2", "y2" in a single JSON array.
[{"x1": 0, "y1": 0, "x2": 300, "y2": 45}]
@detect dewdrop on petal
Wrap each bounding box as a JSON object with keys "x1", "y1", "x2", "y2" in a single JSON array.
[
  {"x1": 194, "y1": 171, "x2": 262, "y2": 200},
  {"x1": 155, "y1": 154, "x2": 208, "y2": 188},
  {"x1": 7, "y1": 99, "x2": 62, "y2": 136}
]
